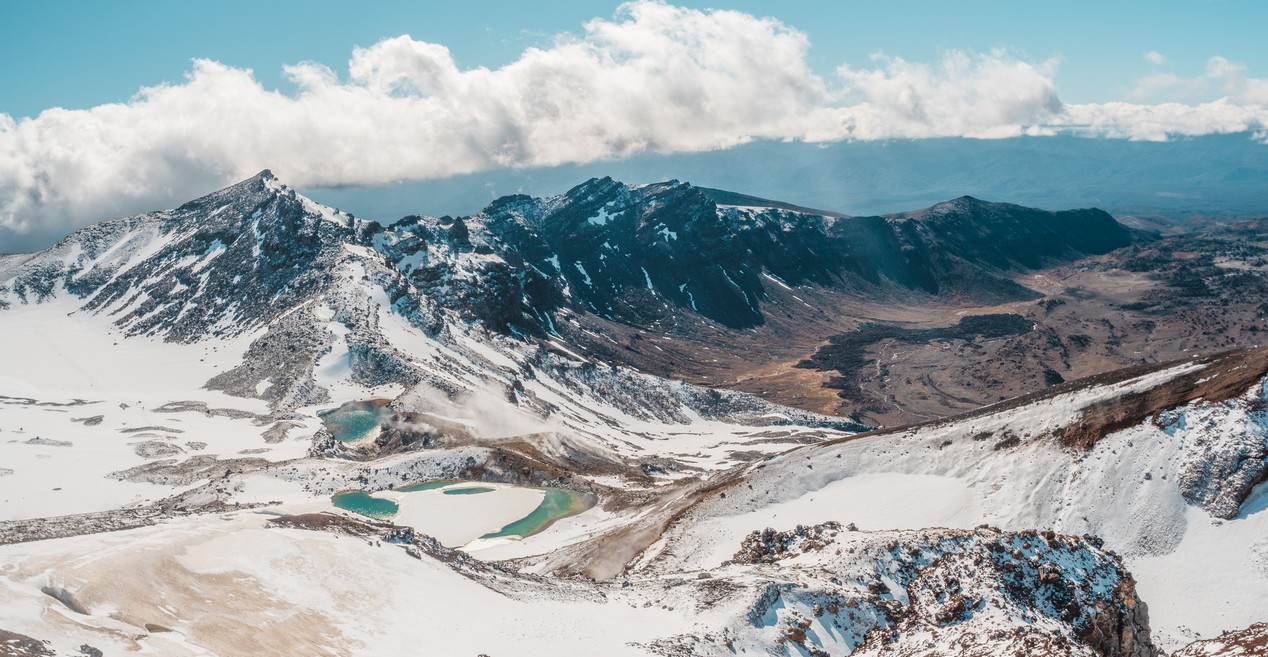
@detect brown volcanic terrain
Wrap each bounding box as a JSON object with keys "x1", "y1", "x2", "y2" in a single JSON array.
[
  {"x1": 1172, "y1": 622, "x2": 1268, "y2": 656},
  {"x1": 561, "y1": 218, "x2": 1268, "y2": 428}
]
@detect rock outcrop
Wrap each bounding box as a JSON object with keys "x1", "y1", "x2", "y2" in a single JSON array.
[
  {"x1": 733, "y1": 527, "x2": 1161, "y2": 657},
  {"x1": 1172, "y1": 622, "x2": 1268, "y2": 656}
]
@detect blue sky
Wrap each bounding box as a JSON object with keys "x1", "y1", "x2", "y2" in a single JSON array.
[{"x1": 3, "y1": 0, "x2": 1265, "y2": 118}]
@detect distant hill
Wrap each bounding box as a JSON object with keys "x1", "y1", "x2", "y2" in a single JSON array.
[{"x1": 304, "y1": 133, "x2": 1268, "y2": 228}]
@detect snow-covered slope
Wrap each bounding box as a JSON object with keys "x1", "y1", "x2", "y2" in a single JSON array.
[
  {"x1": 646, "y1": 348, "x2": 1268, "y2": 651},
  {"x1": 0, "y1": 171, "x2": 857, "y2": 527},
  {"x1": 0, "y1": 511, "x2": 1158, "y2": 657}
]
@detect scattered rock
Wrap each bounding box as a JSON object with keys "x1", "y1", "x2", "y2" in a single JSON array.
[
  {"x1": 733, "y1": 521, "x2": 843, "y2": 564},
  {"x1": 22, "y1": 437, "x2": 72, "y2": 447},
  {"x1": 0, "y1": 629, "x2": 54, "y2": 656},
  {"x1": 261, "y1": 420, "x2": 304, "y2": 444},
  {"x1": 1173, "y1": 622, "x2": 1268, "y2": 656},
  {"x1": 131, "y1": 440, "x2": 184, "y2": 459}
]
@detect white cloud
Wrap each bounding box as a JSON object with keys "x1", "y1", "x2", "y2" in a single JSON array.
[
  {"x1": 830, "y1": 50, "x2": 1063, "y2": 139},
  {"x1": 1, "y1": 0, "x2": 1267, "y2": 249},
  {"x1": 1144, "y1": 51, "x2": 1168, "y2": 66},
  {"x1": 0, "y1": 1, "x2": 837, "y2": 242},
  {"x1": 1063, "y1": 99, "x2": 1268, "y2": 141},
  {"x1": 1128, "y1": 56, "x2": 1268, "y2": 105}
]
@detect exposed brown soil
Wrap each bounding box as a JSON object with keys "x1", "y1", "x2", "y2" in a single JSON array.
[
  {"x1": 1056, "y1": 347, "x2": 1268, "y2": 449},
  {"x1": 543, "y1": 469, "x2": 748, "y2": 580},
  {"x1": 804, "y1": 345, "x2": 1268, "y2": 455},
  {"x1": 561, "y1": 219, "x2": 1268, "y2": 427},
  {"x1": 1173, "y1": 622, "x2": 1268, "y2": 656},
  {"x1": 267, "y1": 512, "x2": 392, "y2": 537},
  {"x1": 555, "y1": 344, "x2": 1268, "y2": 580}
]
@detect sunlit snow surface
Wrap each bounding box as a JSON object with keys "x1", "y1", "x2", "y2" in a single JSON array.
[{"x1": 1, "y1": 176, "x2": 1264, "y2": 655}]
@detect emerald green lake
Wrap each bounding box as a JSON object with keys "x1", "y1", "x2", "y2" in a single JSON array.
[
  {"x1": 443, "y1": 486, "x2": 494, "y2": 495},
  {"x1": 331, "y1": 491, "x2": 398, "y2": 518},
  {"x1": 329, "y1": 481, "x2": 592, "y2": 541},
  {"x1": 318, "y1": 400, "x2": 391, "y2": 443},
  {"x1": 480, "y1": 488, "x2": 589, "y2": 539}
]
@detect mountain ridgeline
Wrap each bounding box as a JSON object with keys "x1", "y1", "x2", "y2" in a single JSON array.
[
  {"x1": 0, "y1": 171, "x2": 1138, "y2": 343},
  {"x1": 383, "y1": 175, "x2": 1136, "y2": 332}
]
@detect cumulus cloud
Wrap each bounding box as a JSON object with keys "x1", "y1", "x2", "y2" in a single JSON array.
[
  {"x1": 0, "y1": 1, "x2": 839, "y2": 243},
  {"x1": 1063, "y1": 99, "x2": 1268, "y2": 141},
  {"x1": 1129, "y1": 55, "x2": 1268, "y2": 105},
  {"x1": 1, "y1": 0, "x2": 1267, "y2": 249},
  {"x1": 831, "y1": 50, "x2": 1063, "y2": 139},
  {"x1": 1144, "y1": 51, "x2": 1168, "y2": 66}
]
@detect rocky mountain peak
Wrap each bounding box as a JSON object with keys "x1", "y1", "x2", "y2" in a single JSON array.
[
  {"x1": 1, "y1": 173, "x2": 1143, "y2": 346},
  {"x1": 0, "y1": 170, "x2": 359, "y2": 342},
  {"x1": 560, "y1": 175, "x2": 622, "y2": 203},
  {"x1": 173, "y1": 169, "x2": 285, "y2": 216}
]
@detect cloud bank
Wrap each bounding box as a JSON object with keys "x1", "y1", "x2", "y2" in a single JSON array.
[{"x1": 2, "y1": 0, "x2": 1267, "y2": 249}]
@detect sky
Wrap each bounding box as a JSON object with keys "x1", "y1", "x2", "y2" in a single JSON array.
[
  {"x1": 1, "y1": 0, "x2": 1267, "y2": 250},
  {"x1": 4, "y1": 0, "x2": 1267, "y2": 117}
]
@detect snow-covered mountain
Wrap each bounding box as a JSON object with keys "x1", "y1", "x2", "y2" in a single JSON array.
[
  {"x1": 0, "y1": 172, "x2": 1263, "y2": 656},
  {"x1": 0, "y1": 170, "x2": 1136, "y2": 418},
  {"x1": 0, "y1": 172, "x2": 861, "y2": 428},
  {"x1": 1, "y1": 169, "x2": 1135, "y2": 341}
]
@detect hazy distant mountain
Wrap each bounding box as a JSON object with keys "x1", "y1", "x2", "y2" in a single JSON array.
[{"x1": 305, "y1": 133, "x2": 1268, "y2": 228}]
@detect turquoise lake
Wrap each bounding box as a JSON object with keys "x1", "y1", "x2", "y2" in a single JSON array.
[
  {"x1": 479, "y1": 487, "x2": 587, "y2": 539},
  {"x1": 443, "y1": 486, "x2": 494, "y2": 495},
  {"x1": 330, "y1": 481, "x2": 592, "y2": 540},
  {"x1": 331, "y1": 490, "x2": 399, "y2": 518},
  {"x1": 318, "y1": 400, "x2": 391, "y2": 443}
]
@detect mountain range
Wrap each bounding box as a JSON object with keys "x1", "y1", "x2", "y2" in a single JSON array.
[{"x1": 0, "y1": 171, "x2": 1265, "y2": 656}]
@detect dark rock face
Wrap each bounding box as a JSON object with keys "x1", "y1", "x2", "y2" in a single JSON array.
[
  {"x1": 733, "y1": 522, "x2": 845, "y2": 564},
  {"x1": 87, "y1": 172, "x2": 351, "y2": 342},
  {"x1": 204, "y1": 306, "x2": 334, "y2": 408},
  {"x1": 890, "y1": 196, "x2": 1137, "y2": 273},
  {"x1": 1170, "y1": 385, "x2": 1268, "y2": 520},
  {"x1": 1176, "y1": 418, "x2": 1267, "y2": 520},
  {"x1": 381, "y1": 178, "x2": 1136, "y2": 334},
  {"x1": 0, "y1": 171, "x2": 1142, "y2": 417},
  {"x1": 1, "y1": 172, "x2": 1136, "y2": 342}
]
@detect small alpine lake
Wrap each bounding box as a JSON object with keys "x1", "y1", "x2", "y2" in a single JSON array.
[
  {"x1": 329, "y1": 480, "x2": 593, "y2": 548},
  {"x1": 330, "y1": 490, "x2": 399, "y2": 518},
  {"x1": 317, "y1": 399, "x2": 392, "y2": 443}
]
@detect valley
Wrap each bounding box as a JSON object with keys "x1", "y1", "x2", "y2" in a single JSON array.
[{"x1": 0, "y1": 172, "x2": 1265, "y2": 656}]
